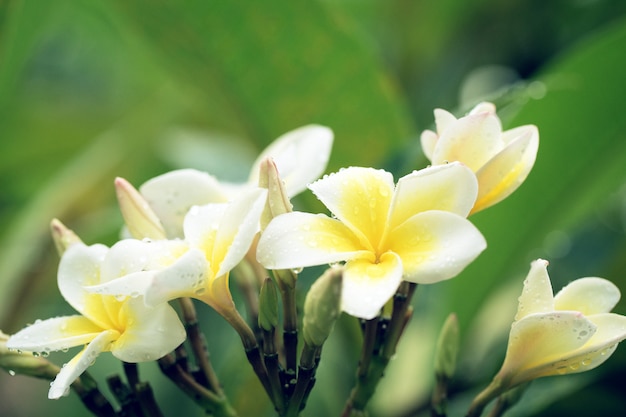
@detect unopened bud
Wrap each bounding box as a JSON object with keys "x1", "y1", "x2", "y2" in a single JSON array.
[
  {"x1": 303, "y1": 267, "x2": 343, "y2": 347},
  {"x1": 50, "y1": 219, "x2": 83, "y2": 256},
  {"x1": 434, "y1": 313, "x2": 460, "y2": 379},
  {"x1": 115, "y1": 177, "x2": 166, "y2": 240},
  {"x1": 258, "y1": 278, "x2": 279, "y2": 331},
  {"x1": 258, "y1": 158, "x2": 293, "y2": 230}
]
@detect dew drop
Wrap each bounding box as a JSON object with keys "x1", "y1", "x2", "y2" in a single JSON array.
[
  {"x1": 291, "y1": 267, "x2": 303, "y2": 274},
  {"x1": 556, "y1": 366, "x2": 568, "y2": 375},
  {"x1": 581, "y1": 358, "x2": 592, "y2": 366},
  {"x1": 569, "y1": 363, "x2": 580, "y2": 371}
]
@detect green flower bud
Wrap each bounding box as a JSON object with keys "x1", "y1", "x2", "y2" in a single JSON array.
[
  {"x1": 50, "y1": 219, "x2": 83, "y2": 256},
  {"x1": 434, "y1": 313, "x2": 460, "y2": 379},
  {"x1": 258, "y1": 278, "x2": 280, "y2": 331},
  {"x1": 303, "y1": 267, "x2": 343, "y2": 347},
  {"x1": 258, "y1": 157, "x2": 293, "y2": 231},
  {"x1": 115, "y1": 177, "x2": 166, "y2": 240}
]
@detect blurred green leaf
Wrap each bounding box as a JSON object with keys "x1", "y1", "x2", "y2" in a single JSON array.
[{"x1": 109, "y1": 0, "x2": 415, "y2": 170}]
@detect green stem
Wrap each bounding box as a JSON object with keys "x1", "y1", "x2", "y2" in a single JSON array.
[
  {"x1": 262, "y1": 328, "x2": 286, "y2": 414},
  {"x1": 341, "y1": 283, "x2": 417, "y2": 416},
  {"x1": 158, "y1": 353, "x2": 239, "y2": 417},
  {"x1": 285, "y1": 344, "x2": 319, "y2": 417},
  {"x1": 178, "y1": 298, "x2": 223, "y2": 394},
  {"x1": 465, "y1": 378, "x2": 506, "y2": 417}
]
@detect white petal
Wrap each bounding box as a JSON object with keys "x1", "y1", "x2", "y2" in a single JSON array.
[
  {"x1": 256, "y1": 212, "x2": 367, "y2": 269},
  {"x1": 387, "y1": 211, "x2": 486, "y2": 284},
  {"x1": 248, "y1": 125, "x2": 334, "y2": 197},
  {"x1": 431, "y1": 112, "x2": 503, "y2": 171},
  {"x1": 112, "y1": 298, "x2": 186, "y2": 362},
  {"x1": 388, "y1": 162, "x2": 478, "y2": 231},
  {"x1": 502, "y1": 311, "x2": 596, "y2": 385},
  {"x1": 88, "y1": 248, "x2": 208, "y2": 306},
  {"x1": 433, "y1": 108, "x2": 458, "y2": 134},
  {"x1": 101, "y1": 239, "x2": 189, "y2": 283},
  {"x1": 215, "y1": 188, "x2": 267, "y2": 276},
  {"x1": 419, "y1": 130, "x2": 438, "y2": 161},
  {"x1": 473, "y1": 125, "x2": 539, "y2": 213},
  {"x1": 58, "y1": 243, "x2": 108, "y2": 316},
  {"x1": 6, "y1": 316, "x2": 102, "y2": 353},
  {"x1": 145, "y1": 248, "x2": 209, "y2": 305},
  {"x1": 555, "y1": 278, "x2": 621, "y2": 315},
  {"x1": 140, "y1": 169, "x2": 228, "y2": 238},
  {"x1": 49, "y1": 329, "x2": 118, "y2": 399},
  {"x1": 515, "y1": 259, "x2": 554, "y2": 320},
  {"x1": 309, "y1": 167, "x2": 394, "y2": 249},
  {"x1": 342, "y1": 252, "x2": 403, "y2": 320},
  {"x1": 468, "y1": 102, "x2": 496, "y2": 116}
]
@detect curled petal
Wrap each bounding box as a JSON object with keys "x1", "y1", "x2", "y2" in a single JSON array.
[
  {"x1": 419, "y1": 130, "x2": 438, "y2": 161},
  {"x1": 309, "y1": 167, "x2": 394, "y2": 249},
  {"x1": 214, "y1": 188, "x2": 267, "y2": 276},
  {"x1": 112, "y1": 298, "x2": 186, "y2": 362},
  {"x1": 501, "y1": 311, "x2": 596, "y2": 386},
  {"x1": 86, "y1": 248, "x2": 207, "y2": 306},
  {"x1": 555, "y1": 278, "x2": 620, "y2": 316},
  {"x1": 388, "y1": 163, "x2": 478, "y2": 230},
  {"x1": 249, "y1": 125, "x2": 334, "y2": 197},
  {"x1": 256, "y1": 212, "x2": 366, "y2": 269},
  {"x1": 6, "y1": 316, "x2": 102, "y2": 353},
  {"x1": 431, "y1": 112, "x2": 502, "y2": 171},
  {"x1": 58, "y1": 243, "x2": 108, "y2": 317},
  {"x1": 472, "y1": 125, "x2": 539, "y2": 213},
  {"x1": 515, "y1": 259, "x2": 554, "y2": 320},
  {"x1": 342, "y1": 252, "x2": 403, "y2": 319},
  {"x1": 388, "y1": 211, "x2": 486, "y2": 284},
  {"x1": 140, "y1": 169, "x2": 227, "y2": 238},
  {"x1": 101, "y1": 239, "x2": 190, "y2": 283},
  {"x1": 49, "y1": 329, "x2": 119, "y2": 399},
  {"x1": 434, "y1": 108, "x2": 458, "y2": 134}
]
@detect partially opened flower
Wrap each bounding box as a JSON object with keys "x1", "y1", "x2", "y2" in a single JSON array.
[
  {"x1": 469, "y1": 259, "x2": 626, "y2": 415},
  {"x1": 6, "y1": 232, "x2": 187, "y2": 399},
  {"x1": 420, "y1": 102, "x2": 539, "y2": 214},
  {"x1": 140, "y1": 125, "x2": 333, "y2": 237},
  {"x1": 90, "y1": 188, "x2": 268, "y2": 337},
  {"x1": 257, "y1": 163, "x2": 486, "y2": 319},
  {"x1": 496, "y1": 259, "x2": 626, "y2": 388}
]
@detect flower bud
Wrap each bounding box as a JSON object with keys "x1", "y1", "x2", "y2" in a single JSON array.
[
  {"x1": 303, "y1": 267, "x2": 343, "y2": 347},
  {"x1": 50, "y1": 219, "x2": 83, "y2": 256},
  {"x1": 258, "y1": 278, "x2": 280, "y2": 331},
  {"x1": 434, "y1": 313, "x2": 460, "y2": 379},
  {"x1": 258, "y1": 157, "x2": 293, "y2": 231},
  {"x1": 115, "y1": 177, "x2": 166, "y2": 240}
]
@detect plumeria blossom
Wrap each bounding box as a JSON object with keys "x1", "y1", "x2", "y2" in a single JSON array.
[
  {"x1": 257, "y1": 163, "x2": 486, "y2": 319},
  {"x1": 89, "y1": 188, "x2": 268, "y2": 334},
  {"x1": 6, "y1": 237, "x2": 187, "y2": 399},
  {"x1": 140, "y1": 125, "x2": 333, "y2": 238},
  {"x1": 420, "y1": 102, "x2": 539, "y2": 214},
  {"x1": 495, "y1": 259, "x2": 626, "y2": 389}
]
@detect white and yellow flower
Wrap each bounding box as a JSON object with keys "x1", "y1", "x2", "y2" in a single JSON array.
[
  {"x1": 6, "y1": 235, "x2": 187, "y2": 399},
  {"x1": 495, "y1": 259, "x2": 626, "y2": 388},
  {"x1": 90, "y1": 188, "x2": 267, "y2": 334},
  {"x1": 140, "y1": 125, "x2": 333, "y2": 238},
  {"x1": 420, "y1": 102, "x2": 539, "y2": 214},
  {"x1": 256, "y1": 163, "x2": 486, "y2": 319}
]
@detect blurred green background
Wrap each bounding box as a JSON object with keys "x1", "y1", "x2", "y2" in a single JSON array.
[{"x1": 2, "y1": 0, "x2": 626, "y2": 416}]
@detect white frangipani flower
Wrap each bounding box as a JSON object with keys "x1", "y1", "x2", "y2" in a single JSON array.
[
  {"x1": 420, "y1": 102, "x2": 539, "y2": 214},
  {"x1": 140, "y1": 125, "x2": 333, "y2": 237},
  {"x1": 257, "y1": 163, "x2": 486, "y2": 319},
  {"x1": 6, "y1": 236, "x2": 187, "y2": 399}
]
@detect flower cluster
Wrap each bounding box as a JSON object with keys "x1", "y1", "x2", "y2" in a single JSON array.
[{"x1": 3, "y1": 103, "x2": 625, "y2": 417}]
